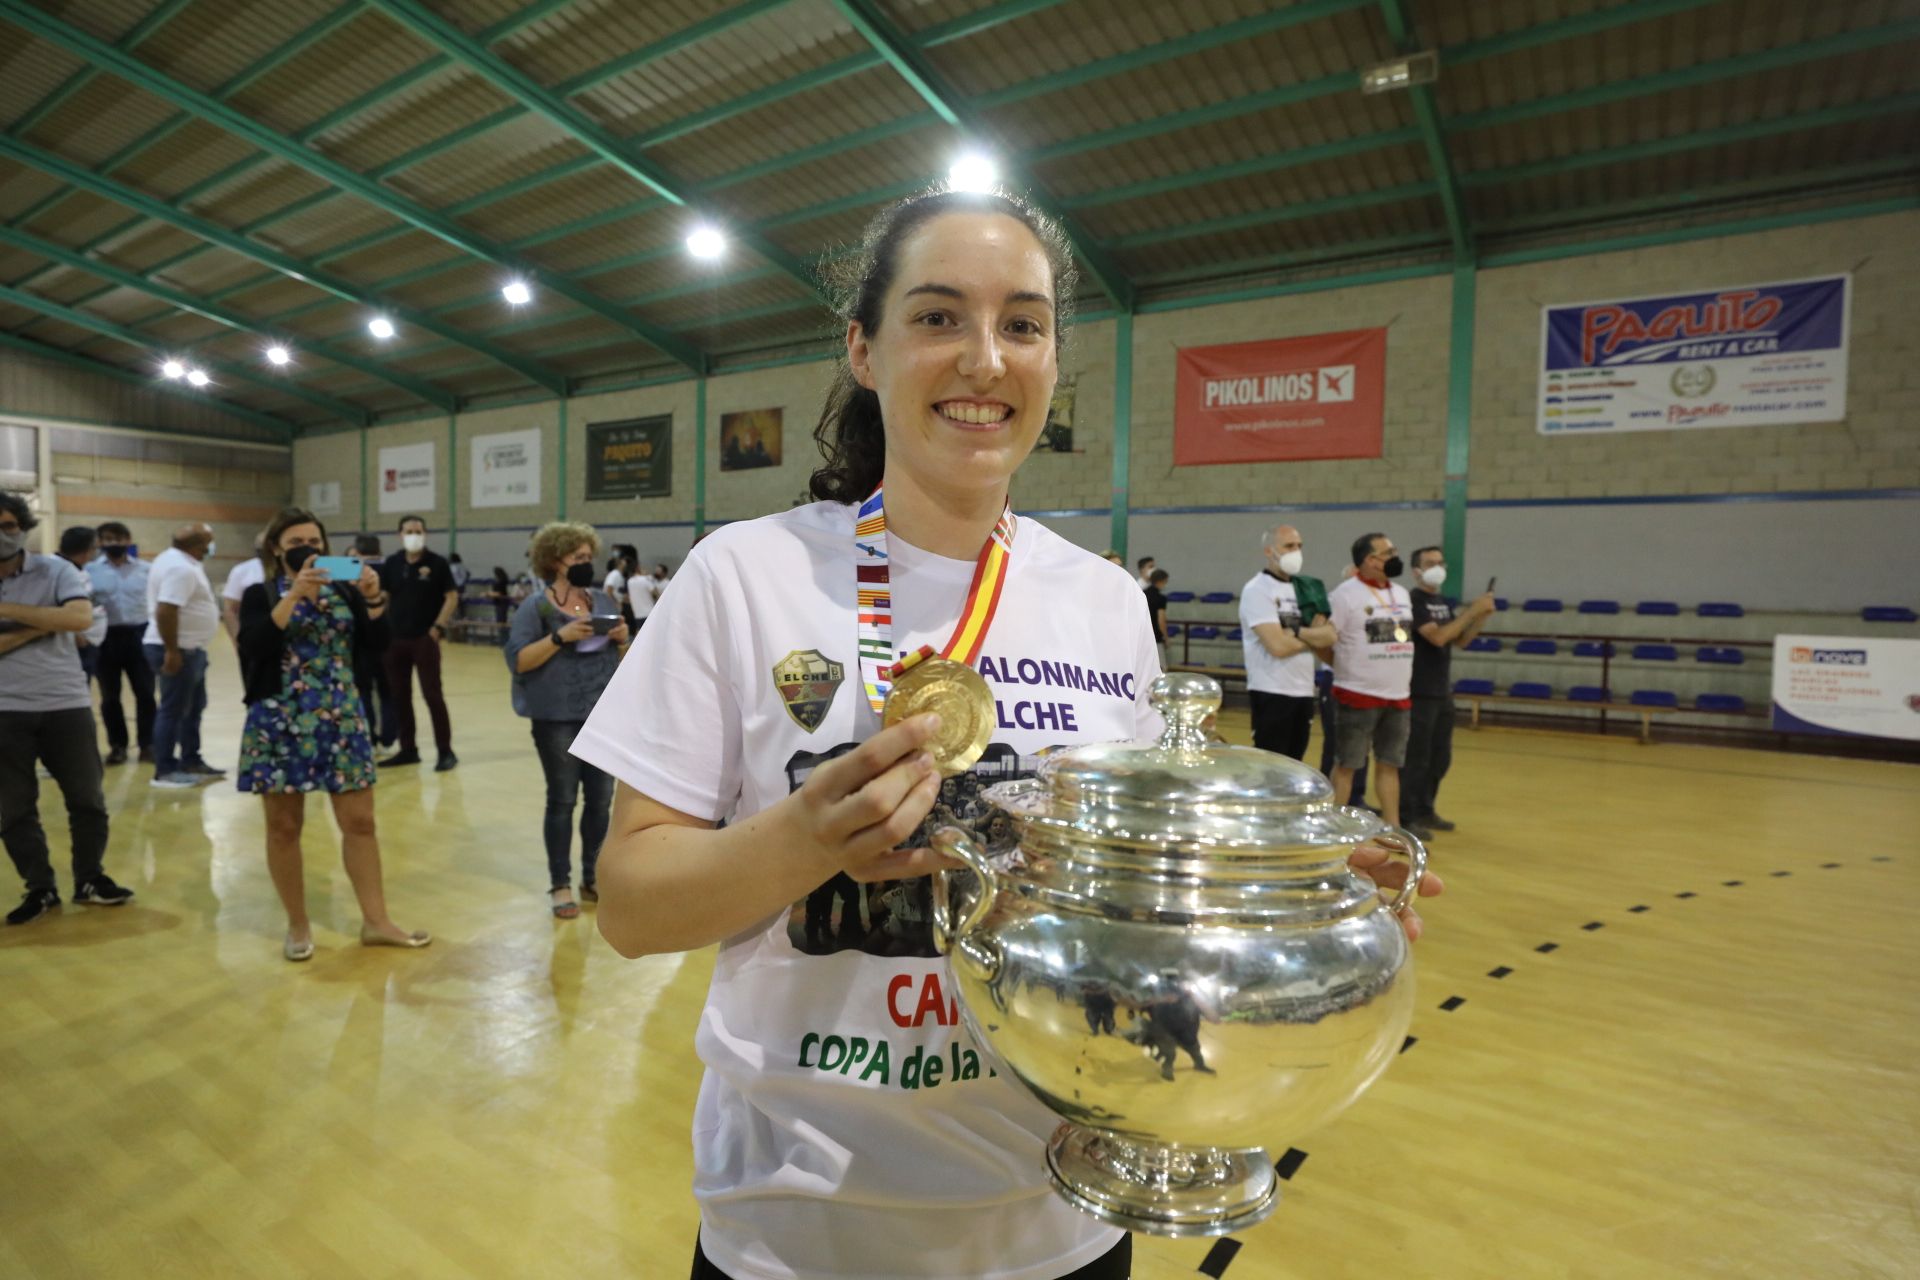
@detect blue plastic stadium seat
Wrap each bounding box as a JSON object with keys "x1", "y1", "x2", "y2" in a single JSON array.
[
  {"x1": 1515, "y1": 639, "x2": 1558, "y2": 656},
  {"x1": 1223, "y1": 662, "x2": 1245, "y2": 669},
  {"x1": 1863, "y1": 606, "x2": 1918, "y2": 623},
  {"x1": 1225, "y1": 627, "x2": 1243, "y2": 641},
  {"x1": 1164, "y1": 624, "x2": 1181, "y2": 637},
  {"x1": 1695, "y1": 693, "x2": 1747, "y2": 713},
  {"x1": 1465, "y1": 636, "x2": 1502, "y2": 653},
  {"x1": 1572, "y1": 641, "x2": 1614, "y2": 658},
  {"x1": 1165, "y1": 591, "x2": 1195, "y2": 603},
  {"x1": 1453, "y1": 678, "x2": 1496, "y2": 696},
  {"x1": 1696, "y1": 646, "x2": 1745, "y2": 665},
  {"x1": 1631, "y1": 644, "x2": 1678, "y2": 661},
  {"x1": 1568, "y1": 685, "x2": 1612, "y2": 703},
  {"x1": 1631, "y1": 690, "x2": 1679, "y2": 708},
  {"x1": 1509, "y1": 682, "x2": 1553, "y2": 699},
  {"x1": 1697, "y1": 602, "x2": 1745, "y2": 618},
  {"x1": 1201, "y1": 591, "x2": 1235, "y2": 605},
  {"x1": 1187, "y1": 625, "x2": 1221, "y2": 640},
  {"x1": 1522, "y1": 598, "x2": 1564, "y2": 613},
  {"x1": 1493, "y1": 597, "x2": 1510, "y2": 611},
  {"x1": 1636, "y1": 601, "x2": 1681, "y2": 616},
  {"x1": 1578, "y1": 600, "x2": 1620, "y2": 615}
]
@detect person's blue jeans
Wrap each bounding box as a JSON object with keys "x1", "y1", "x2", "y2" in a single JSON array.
[
  {"x1": 529, "y1": 719, "x2": 612, "y2": 890},
  {"x1": 144, "y1": 644, "x2": 209, "y2": 774}
]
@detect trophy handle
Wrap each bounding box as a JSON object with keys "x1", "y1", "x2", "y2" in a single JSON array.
[
  {"x1": 930, "y1": 826, "x2": 999, "y2": 957},
  {"x1": 1367, "y1": 825, "x2": 1430, "y2": 917}
]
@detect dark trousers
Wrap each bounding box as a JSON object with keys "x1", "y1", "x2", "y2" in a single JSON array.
[
  {"x1": 144, "y1": 644, "x2": 209, "y2": 773},
  {"x1": 357, "y1": 668, "x2": 398, "y2": 749},
  {"x1": 96, "y1": 624, "x2": 155, "y2": 749},
  {"x1": 383, "y1": 634, "x2": 452, "y2": 755},
  {"x1": 1318, "y1": 681, "x2": 1368, "y2": 800},
  {"x1": 1249, "y1": 690, "x2": 1315, "y2": 760},
  {"x1": 691, "y1": 1233, "x2": 1132, "y2": 1279},
  {"x1": 0, "y1": 708, "x2": 109, "y2": 894},
  {"x1": 529, "y1": 719, "x2": 612, "y2": 889},
  {"x1": 1401, "y1": 695, "x2": 1455, "y2": 822}
]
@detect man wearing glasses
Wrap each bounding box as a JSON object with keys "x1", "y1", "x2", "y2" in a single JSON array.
[{"x1": 0, "y1": 491, "x2": 135, "y2": 926}]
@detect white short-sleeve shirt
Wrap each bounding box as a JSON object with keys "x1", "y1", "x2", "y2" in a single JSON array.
[
  {"x1": 1238, "y1": 570, "x2": 1318, "y2": 697},
  {"x1": 222, "y1": 556, "x2": 265, "y2": 603},
  {"x1": 572, "y1": 502, "x2": 1162, "y2": 1280},
  {"x1": 1328, "y1": 575, "x2": 1415, "y2": 701},
  {"x1": 142, "y1": 547, "x2": 220, "y2": 651}
]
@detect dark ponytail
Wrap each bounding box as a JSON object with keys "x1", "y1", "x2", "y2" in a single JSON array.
[{"x1": 809, "y1": 188, "x2": 1079, "y2": 504}]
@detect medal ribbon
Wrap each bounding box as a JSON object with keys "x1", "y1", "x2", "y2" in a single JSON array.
[{"x1": 855, "y1": 484, "x2": 1016, "y2": 713}]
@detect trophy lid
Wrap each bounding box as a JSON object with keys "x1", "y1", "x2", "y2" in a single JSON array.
[{"x1": 987, "y1": 673, "x2": 1380, "y2": 856}]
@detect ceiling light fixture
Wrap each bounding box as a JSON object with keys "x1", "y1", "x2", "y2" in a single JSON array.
[
  {"x1": 502, "y1": 280, "x2": 532, "y2": 306},
  {"x1": 946, "y1": 150, "x2": 999, "y2": 194},
  {"x1": 185, "y1": 368, "x2": 210, "y2": 387},
  {"x1": 161, "y1": 359, "x2": 186, "y2": 380},
  {"x1": 266, "y1": 345, "x2": 291, "y2": 367},
  {"x1": 368, "y1": 316, "x2": 396, "y2": 340},
  {"x1": 1360, "y1": 50, "x2": 1439, "y2": 94},
  {"x1": 685, "y1": 225, "x2": 726, "y2": 260}
]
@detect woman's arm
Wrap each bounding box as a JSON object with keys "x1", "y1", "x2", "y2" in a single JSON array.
[{"x1": 596, "y1": 715, "x2": 947, "y2": 958}]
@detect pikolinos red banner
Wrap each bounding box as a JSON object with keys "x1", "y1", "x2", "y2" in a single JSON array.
[{"x1": 1174, "y1": 327, "x2": 1387, "y2": 464}]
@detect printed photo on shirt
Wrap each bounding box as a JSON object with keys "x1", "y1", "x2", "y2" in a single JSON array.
[
  {"x1": 1365, "y1": 614, "x2": 1406, "y2": 644},
  {"x1": 782, "y1": 741, "x2": 1049, "y2": 958}
]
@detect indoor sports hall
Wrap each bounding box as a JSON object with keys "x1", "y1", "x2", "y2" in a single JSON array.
[{"x1": 1, "y1": 2, "x2": 1916, "y2": 1277}]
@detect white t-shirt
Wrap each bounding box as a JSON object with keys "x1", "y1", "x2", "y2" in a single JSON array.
[
  {"x1": 142, "y1": 547, "x2": 220, "y2": 651},
  {"x1": 222, "y1": 556, "x2": 265, "y2": 603},
  {"x1": 1238, "y1": 570, "x2": 1318, "y2": 697},
  {"x1": 572, "y1": 502, "x2": 1161, "y2": 1280},
  {"x1": 627, "y1": 572, "x2": 663, "y2": 619},
  {"x1": 604, "y1": 567, "x2": 626, "y2": 597},
  {"x1": 1328, "y1": 575, "x2": 1415, "y2": 701}
]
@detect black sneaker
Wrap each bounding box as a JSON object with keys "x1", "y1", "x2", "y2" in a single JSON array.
[
  {"x1": 1427, "y1": 813, "x2": 1457, "y2": 832},
  {"x1": 182, "y1": 761, "x2": 227, "y2": 778},
  {"x1": 6, "y1": 888, "x2": 59, "y2": 926},
  {"x1": 1403, "y1": 822, "x2": 1437, "y2": 842},
  {"x1": 434, "y1": 752, "x2": 459, "y2": 773},
  {"x1": 379, "y1": 750, "x2": 422, "y2": 768},
  {"x1": 105, "y1": 746, "x2": 129, "y2": 765},
  {"x1": 74, "y1": 875, "x2": 134, "y2": 906}
]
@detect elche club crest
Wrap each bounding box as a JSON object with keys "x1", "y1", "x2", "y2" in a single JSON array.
[{"x1": 772, "y1": 649, "x2": 845, "y2": 732}]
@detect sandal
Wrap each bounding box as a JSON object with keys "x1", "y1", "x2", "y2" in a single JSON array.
[{"x1": 550, "y1": 889, "x2": 580, "y2": 919}]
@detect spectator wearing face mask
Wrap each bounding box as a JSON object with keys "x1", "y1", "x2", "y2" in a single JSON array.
[
  {"x1": 376, "y1": 516, "x2": 460, "y2": 772},
  {"x1": 1327, "y1": 533, "x2": 1416, "y2": 828},
  {"x1": 1144, "y1": 567, "x2": 1171, "y2": 667},
  {"x1": 87, "y1": 521, "x2": 155, "y2": 765},
  {"x1": 57, "y1": 527, "x2": 108, "y2": 678},
  {"x1": 505, "y1": 523, "x2": 629, "y2": 919},
  {"x1": 1402, "y1": 547, "x2": 1496, "y2": 839},
  {"x1": 1239, "y1": 524, "x2": 1335, "y2": 761}
]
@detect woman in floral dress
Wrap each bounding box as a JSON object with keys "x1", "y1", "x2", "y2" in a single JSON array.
[{"x1": 237, "y1": 507, "x2": 430, "y2": 961}]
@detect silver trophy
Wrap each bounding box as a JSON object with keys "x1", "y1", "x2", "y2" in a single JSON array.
[{"x1": 932, "y1": 673, "x2": 1428, "y2": 1237}]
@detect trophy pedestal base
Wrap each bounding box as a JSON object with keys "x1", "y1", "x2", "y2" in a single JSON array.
[{"x1": 1045, "y1": 1124, "x2": 1278, "y2": 1238}]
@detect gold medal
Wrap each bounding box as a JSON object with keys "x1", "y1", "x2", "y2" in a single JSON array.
[
  {"x1": 1394, "y1": 626, "x2": 1409, "y2": 643},
  {"x1": 883, "y1": 653, "x2": 996, "y2": 776}
]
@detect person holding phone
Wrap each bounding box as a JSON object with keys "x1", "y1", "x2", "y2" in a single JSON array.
[
  {"x1": 236, "y1": 507, "x2": 429, "y2": 961},
  {"x1": 505, "y1": 522, "x2": 629, "y2": 919}
]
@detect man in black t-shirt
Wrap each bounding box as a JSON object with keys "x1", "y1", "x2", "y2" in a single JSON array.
[
  {"x1": 1143, "y1": 568, "x2": 1170, "y2": 667},
  {"x1": 1404, "y1": 547, "x2": 1494, "y2": 836},
  {"x1": 377, "y1": 515, "x2": 460, "y2": 770}
]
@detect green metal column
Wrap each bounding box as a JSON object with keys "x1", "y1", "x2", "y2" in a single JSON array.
[
  {"x1": 693, "y1": 376, "x2": 707, "y2": 538},
  {"x1": 446, "y1": 412, "x2": 458, "y2": 554},
  {"x1": 358, "y1": 426, "x2": 368, "y2": 533},
  {"x1": 1441, "y1": 262, "x2": 1475, "y2": 595},
  {"x1": 556, "y1": 396, "x2": 568, "y2": 520},
  {"x1": 1110, "y1": 312, "x2": 1133, "y2": 560}
]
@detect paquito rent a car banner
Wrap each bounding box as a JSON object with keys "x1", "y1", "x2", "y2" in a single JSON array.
[
  {"x1": 1174, "y1": 328, "x2": 1386, "y2": 464},
  {"x1": 1538, "y1": 275, "x2": 1848, "y2": 436},
  {"x1": 1771, "y1": 635, "x2": 1920, "y2": 741}
]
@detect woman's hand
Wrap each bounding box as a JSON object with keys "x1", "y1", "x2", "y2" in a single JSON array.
[
  {"x1": 555, "y1": 617, "x2": 595, "y2": 644},
  {"x1": 1349, "y1": 839, "x2": 1445, "y2": 941},
  {"x1": 356, "y1": 564, "x2": 380, "y2": 596},
  {"x1": 289, "y1": 564, "x2": 328, "y2": 604},
  {"x1": 774, "y1": 713, "x2": 948, "y2": 884},
  {"x1": 609, "y1": 620, "x2": 631, "y2": 645}
]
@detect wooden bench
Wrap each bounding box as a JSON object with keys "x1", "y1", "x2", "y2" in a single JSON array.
[{"x1": 1457, "y1": 694, "x2": 1677, "y2": 744}]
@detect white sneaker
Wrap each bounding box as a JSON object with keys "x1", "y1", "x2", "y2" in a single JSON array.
[{"x1": 151, "y1": 773, "x2": 199, "y2": 789}]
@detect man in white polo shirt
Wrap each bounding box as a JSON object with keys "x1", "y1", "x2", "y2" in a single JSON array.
[
  {"x1": 143, "y1": 522, "x2": 224, "y2": 789},
  {"x1": 1327, "y1": 531, "x2": 1416, "y2": 828},
  {"x1": 1238, "y1": 523, "x2": 1335, "y2": 761}
]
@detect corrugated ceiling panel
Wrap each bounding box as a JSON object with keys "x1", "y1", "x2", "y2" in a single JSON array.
[
  {"x1": 27, "y1": 0, "x2": 147, "y2": 44},
  {"x1": 639, "y1": 276, "x2": 820, "y2": 330},
  {"x1": 189, "y1": 162, "x2": 331, "y2": 230},
  {"x1": 501, "y1": 0, "x2": 734, "y2": 89},
  {"x1": 91, "y1": 222, "x2": 209, "y2": 275},
  {"x1": 676, "y1": 308, "x2": 827, "y2": 351},
  {"x1": 318, "y1": 56, "x2": 515, "y2": 173},
  {"x1": 0, "y1": 32, "x2": 86, "y2": 129},
  {"x1": 389, "y1": 117, "x2": 591, "y2": 212},
  {"x1": 0, "y1": 245, "x2": 43, "y2": 278},
  {"x1": 115, "y1": 121, "x2": 267, "y2": 203},
  {"x1": 135, "y1": 0, "x2": 345, "y2": 97},
  {"x1": 1119, "y1": 196, "x2": 1445, "y2": 280},
  {"x1": 21, "y1": 196, "x2": 161, "y2": 256},
  {"x1": 218, "y1": 275, "x2": 341, "y2": 320},
  {"x1": 383, "y1": 260, "x2": 506, "y2": 315},
  {"x1": 527, "y1": 210, "x2": 688, "y2": 277},
  {"x1": 242, "y1": 12, "x2": 445, "y2": 139},
  {"x1": 17, "y1": 73, "x2": 179, "y2": 169},
  {"x1": 0, "y1": 163, "x2": 66, "y2": 222},
  {"x1": 457, "y1": 167, "x2": 646, "y2": 246},
  {"x1": 643, "y1": 63, "x2": 920, "y2": 185},
  {"x1": 318, "y1": 230, "x2": 459, "y2": 289},
  {"x1": 572, "y1": 0, "x2": 861, "y2": 141},
  {"x1": 1413, "y1": 0, "x2": 1606, "y2": 49},
  {"x1": 492, "y1": 311, "x2": 630, "y2": 355}
]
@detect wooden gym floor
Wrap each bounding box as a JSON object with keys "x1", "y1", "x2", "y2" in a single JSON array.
[{"x1": 2, "y1": 644, "x2": 1915, "y2": 1279}]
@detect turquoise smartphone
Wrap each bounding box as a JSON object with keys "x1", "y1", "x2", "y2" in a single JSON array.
[{"x1": 311, "y1": 555, "x2": 363, "y2": 582}]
